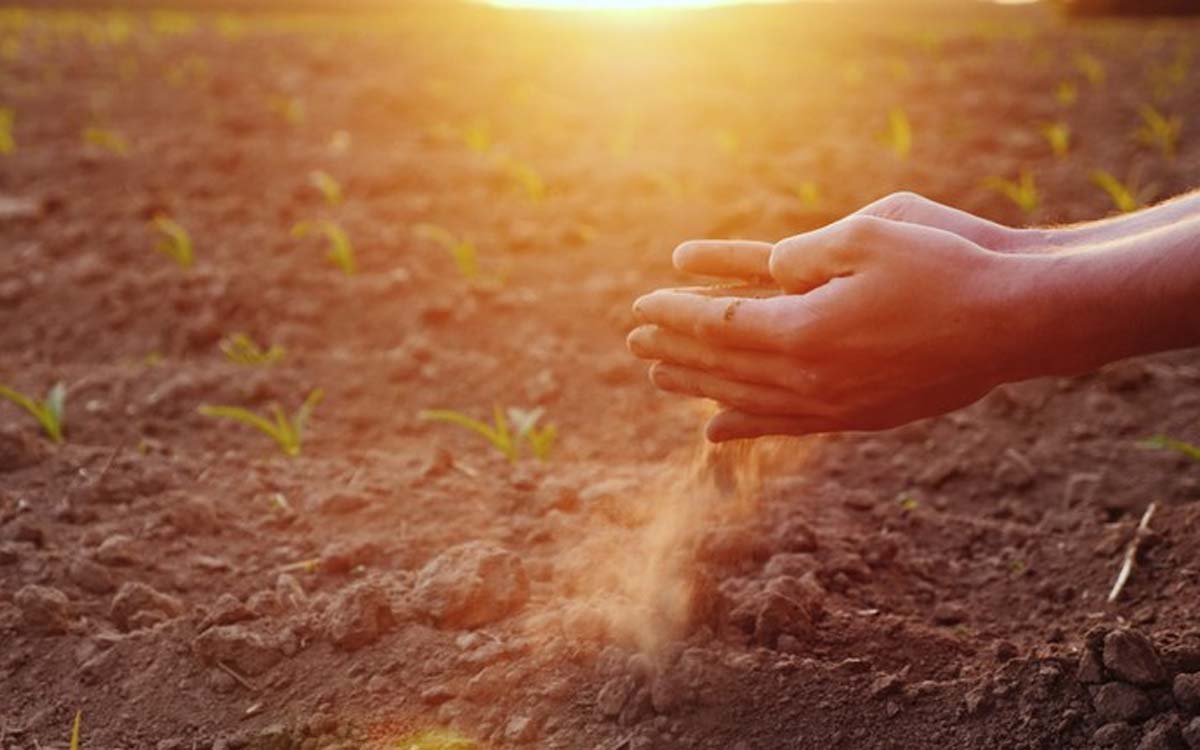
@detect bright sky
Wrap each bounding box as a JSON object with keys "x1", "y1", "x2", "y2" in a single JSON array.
[{"x1": 485, "y1": 0, "x2": 793, "y2": 9}]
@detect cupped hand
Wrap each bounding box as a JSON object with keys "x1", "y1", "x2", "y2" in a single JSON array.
[{"x1": 629, "y1": 206, "x2": 1043, "y2": 441}]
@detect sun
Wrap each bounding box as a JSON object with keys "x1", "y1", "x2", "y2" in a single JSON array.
[{"x1": 485, "y1": 0, "x2": 781, "y2": 9}]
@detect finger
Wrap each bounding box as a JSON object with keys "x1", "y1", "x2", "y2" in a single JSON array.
[
  {"x1": 705, "y1": 408, "x2": 834, "y2": 442},
  {"x1": 673, "y1": 240, "x2": 773, "y2": 279},
  {"x1": 769, "y1": 214, "x2": 890, "y2": 293},
  {"x1": 632, "y1": 290, "x2": 811, "y2": 351},
  {"x1": 857, "y1": 191, "x2": 1014, "y2": 249},
  {"x1": 649, "y1": 362, "x2": 812, "y2": 416},
  {"x1": 627, "y1": 325, "x2": 817, "y2": 394}
]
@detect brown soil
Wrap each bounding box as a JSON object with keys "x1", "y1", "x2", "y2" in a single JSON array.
[{"x1": 1, "y1": 3, "x2": 1199, "y2": 750}]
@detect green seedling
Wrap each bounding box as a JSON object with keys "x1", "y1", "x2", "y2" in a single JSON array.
[
  {"x1": 82, "y1": 126, "x2": 129, "y2": 156},
  {"x1": 269, "y1": 94, "x2": 304, "y2": 126},
  {"x1": 498, "y1": 156, "x2": 545, "y2": 203},
  {"x1": 1138, "y1": 435, "x2": 1200, "y2": 463},
  {"x1": 897, "y1": 494, "x2": 919, "y2": 512},
  {"x1": 1148, "y1": 48, "x2": 1190, "y2": 102},
  {"x1": 0, "y1": 381, "x2": 65, "y2": 443},
  {"x1": 419, "y1": 405, "x2": 556, "y2": 463},
  {"x1": 984, "y1": 170, "x2": 1039, "y2": 215},
  {"x1": 293, "y1": 220, "x2": 355, "y2": 275},
  {"x1": 462, "y1": 119, "x2": 491, "y2": 154},
  {"x1": 70, "y1": 711, "x2": 81, "y2": 750},
  {"x1": 394, "y1": 728, "x2": 477, "y2": 750},
  {"x1": 1074, "y1": 52, "x2": 1105, "y2": 88},
  {"x1": 308, "y1": 169, "x2": 342, "y2": 206},
  {"x1": 0, "y1": 107, "x2": 13, "y2": 154},
  {"x1": 508, "y1": 406, "x2": 556, "y2": 462},
  {"x1": 1089, "y1": 169, "x2": 1140, "y2": 213},
  {"x1": 1055, "y1": 80, "x2": 1078, "y2": 107},
  {"x1": 414, "y1": 223, "x2": 479, "y2": 280},
  {"x1": 198, "y1": 388, "x2": 323, "y2": 458},
  {"x1": 880, "y1": 106, "x2": 912, "y2": 160},
  {"x1": 1134, "y1": 104, "x2": 1182, "y2": 160},
  {"x1": 151, "y1": 215, "x2": 193, "y2": 268},
  {"x1": 1038, "y1": 121, "x2": 1070, "y2": 159},
  {"x1": 793, "y1": 180, "x2": 821, "y2": 209},
  {"x1": 220, "y1": 333, "x2": 284, "y2": 366}
]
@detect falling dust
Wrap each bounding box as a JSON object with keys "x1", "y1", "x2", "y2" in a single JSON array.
[{"x1": 525, "y1": 415, "x2": 812, "y2": 654}]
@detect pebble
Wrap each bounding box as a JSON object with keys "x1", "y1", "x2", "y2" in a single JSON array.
[
  {"x1": 1077, "y1": 648, "x2": 1106, "y2": 684},
  {"x1": 1104, "y1": 628, "x2": 1167, "y2": 686},
  {"x1": 15, "y1": 584, "x2": 71, "y2": 633},
  {"x1": 1092, "y1": 722, "x2": 1138, "y2": 748},
  {"x1": 1182, "y1": 718, "x2": 1200, "y2": 749},
  {"x1": 95, "y1": 534, "x2": 141, "y2": 566},
  {"x1": 413, "y1": 542, "x2": 529, "y2": 629},
  {"x1": 1092, "y1": 682, "x2": 1154, "y2": 722},
  {"x1": 323, "y1": 580, "x2": 395, "y2": 650},
  {"x1": 1175, "y1": 673, "x2": 1200, "y2": 713},
  {"x1": 193, "y1": 624, "x2": 283, "y2": 677},
  {"x1": 110, "y1": 582, "x2": 185, "y2": 631},
  {"x1": 68, "y1": 556, "x2": 117, "y2": 594}
]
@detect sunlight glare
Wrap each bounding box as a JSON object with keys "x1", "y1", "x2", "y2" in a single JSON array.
[{"x1": 486, "y1": 0, "x2": 790, "y2": 9}]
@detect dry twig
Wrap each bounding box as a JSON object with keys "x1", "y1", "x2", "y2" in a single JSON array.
[{"x1": 1108, "y1": 502, "x2": 1158, "y2": 604}]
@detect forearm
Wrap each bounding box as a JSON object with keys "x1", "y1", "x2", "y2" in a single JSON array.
[
  {"x1": 1025, "y1": 189, "x2": 1200, "y2": 252},
  {"x1": 1007, "y1": 214, "x2": 1200, "y2": 379}
]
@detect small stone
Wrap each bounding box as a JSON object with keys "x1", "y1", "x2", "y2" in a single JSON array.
[
  {"x1": 204, "y1": 593, "x2": 254, "y2": 628},
  {"x1": 1104, "y1": 628, "x2": 1167, "y2": 686},
  {"x1": 1092, "y1": 682, "x2": 1154, "y2": 722},
  {"x1": 253, "y1": 723, "x2": 294, "y2": 750},
  {"x1": 1093, "y1": 723, "x2": 1138, "y2": 748},
  {"x1": 504, "y1": 714, "x2": 539, "y2": 744},
  {"x1": 414, "y1": 542, "x2": 529, "y2": 629},
  {"x1": 315, "y1": 492, "x2": 370, "y2": 515},
  {"x1": 193, "y1": 624, "x2": 283, "y2": 677},
  {"x1": 323, "y1": 580, "x2": 394, "y2": 650},
  {"x1": 932, "y1": 602, "x2": 967, "y2": 626},
  {"x1": 869, "y1": 669, "x2": 907, "y2": 700},
  {"x1": 95, "y1": 534, "x2": 141, "y2": 566},
  {"x1": 15, "y1": 584, "x2": 71, "y2": 633},
  {"x1": 1182, "y1": 718, "x2": 1200, "y2": 749},
  {"x1": 1078, "y1": 648, "x2": 1106, "y2": 684},
  {"x1": 1137, "y1": 716, "x2": 1185, "y2": 750},
  {"x1": 1175, "y1": 673, "x2": 1200, "y2": 713},
  {"x1": 68, "y1": 556, "x2": 117, "y2": 594},
  {"x1": 110, "y1": 582, "x2": 184, "y2": 631}
]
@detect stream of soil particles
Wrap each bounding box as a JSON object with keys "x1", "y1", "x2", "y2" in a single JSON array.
[{"x1": 1, "y1": 2, "x2": 1199, "y2": 749}]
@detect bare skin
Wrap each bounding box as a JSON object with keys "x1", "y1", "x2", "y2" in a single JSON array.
[{"x1": 629, "y1": 191, "x2": 1200, "y2": 442}]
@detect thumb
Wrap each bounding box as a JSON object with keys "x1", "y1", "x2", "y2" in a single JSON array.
[{"x1": 770, "y1": 215, "x2": 890, "y2": 293}]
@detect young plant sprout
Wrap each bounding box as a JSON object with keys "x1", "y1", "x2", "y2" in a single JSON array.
[
  {"x1": 1055, "y1": 80, "x2": 1078, "y2": 107},
  {"x1": 419, "y1": 405, "x2": 556, "y2": 463},
  {"x1": 0, "y1": 381, "x2": 66, "y2": 443},
  {"x1": 1073, "y1": 52, "x2": 1105, "y2": 88},
  {"x1": 308, "y1": 169, "x2": 343, "y2": 206},
  {"x1": 198, "y1": 388, "x2": 323, "y2": 458},
  {"x1": 1133, "y1": 104, "x2": 1181, "y2": 160},
  {"x1": 219, "y1": 333, "x2": 284, "y2": 366},
  {"x1": 1089, "y1": 169, "x2": 1141, "y2": 213},
  {"x1": 793, "y1": 180, "x2": 821, "y2": 210},
  {"x1": 69, "y1": 711, "x2": 81, "y2": 750},
  {"x1": 984, "y1": 170, "x2": 1039, "y2": 215},
  {"x1": 83, "y1": 126, "x2": 130, "y2": 156},
  {"x1": 1038, "y1": 121, "x2": 1070, "y2": 159},
  {"x1": 151, "y1": 215, "x2": 194, "y2": 268},
  {"x1": 498, "y1": 156, "x2": 545, "y2": 203},
  {"x1": 0, "y1": 107, "x2": 14, "y2": 154},
  {"x1": 268, "y1": 94, "x2": 305, "y2": 126},
  {"x1": 414, "y1": 223, "x2": 479, "y2": 280},
  {"x1": 880, "y1": 106, "x2": 912, "y2": 160},
  {"x1": 292, "y1": 220, "x2": 355, "y2": 275},
  {"x1": 1138, "y1": 435, "x2": 1200, "y2": 462},
  {"x1": 462, "y1": 119, "x2": 491, "y2": 154}
]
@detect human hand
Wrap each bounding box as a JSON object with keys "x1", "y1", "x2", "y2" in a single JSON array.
[{"x1": 629, "y1": 211, "x2": 1040, "y2": 441}]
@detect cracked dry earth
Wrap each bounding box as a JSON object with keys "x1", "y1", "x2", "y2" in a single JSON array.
[{"x1": 2, "y1": 2, "x2": 1200, "y2": 749}]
